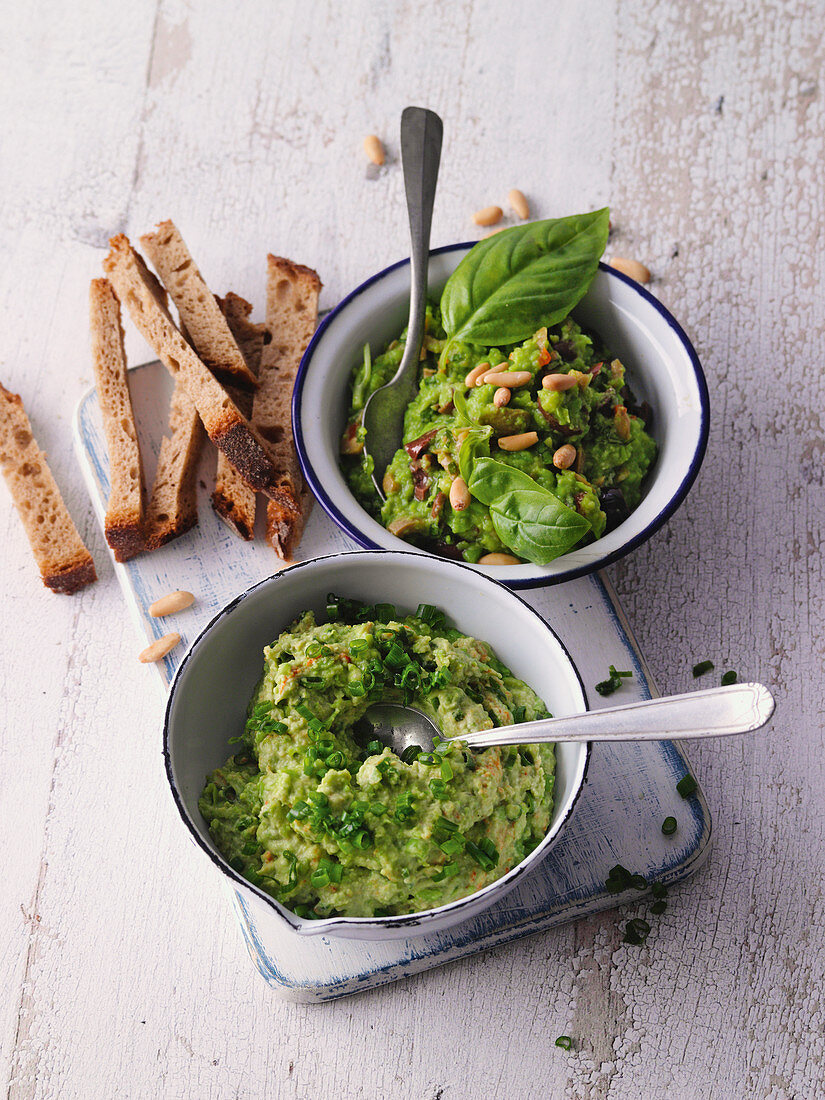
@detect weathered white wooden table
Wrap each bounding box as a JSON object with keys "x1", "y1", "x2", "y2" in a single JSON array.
[{"x1": 1, "y1": 2, "x2": 822, "y2": 1097}]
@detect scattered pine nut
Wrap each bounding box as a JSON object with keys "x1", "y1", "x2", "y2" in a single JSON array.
[
  {"x1": 149, "y1": 590, "x2": 195, "y2": 617},
  {"x1": 609, "y1": 257, "x2": 651, "y2": 284},
  {"x1": 473, "y1": 205, "x2": 503, "y2": 227},
  {"x1": 542, "y1": 373, "x2": 578, "y2": 392},
  {"x1": 465, "y1": 362, "x2": 491, "y2": 387},
  {"x1": 508, "y1": 189, "x2": 530, "y2": 220},
  {"x1": 479, "y1": 552, "x2": 522, "y2": 566},
  {"x1": 498, "y1": 431, "x2": 539, "y2": 452},
  {"x1": 553, "y1": 444, "x2": 577, "y2": 470},
  {"x1": 481, "y1": 369, "x2": 532, "y2": 388},
  {"x1": 139, "y1": 632, "x2": 181, "y2": 663},
  {"x1": 449, "y1": 476, "x2": 471, "y2": 511},
  {"x1": 363, "y1": 134, "x2": 385, "y2": 165},
  {"x1": 493, "y1": 387, "x2": 511, "y2": 408}
]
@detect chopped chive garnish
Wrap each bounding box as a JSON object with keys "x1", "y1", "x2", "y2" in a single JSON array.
[
  {"x1": 721, "y1": 670, "x2": 738, "y2": 685},
  {"x1": 369, "y1": 801, "x2": 386, "y2": 815},
  {"x1": 417, "y1": 753, "x2": 437, "y2": 766},
  {"x1": 401, "y1": 745, "x2": 421, "y2": 764},
  {"x1": 676, "y1": 774, "x2": 698, "y2": 798},
  {"x1": 650, "y1": 900, "x2": 667, "y2": 915},
  {"x1": 622, "y1": 917, "x2": 651, "y2": 945},
  {"x1": 348, "y1": 680, "x2": 366, "y2": 697},
  {"x1": 605, "y1": 864, "x2": 632, "y2": 894},
  {"x1": 429, "y1": 779, "x2": 447, "y2": 798},
  {"x1": 439, "y1": 837, "x2": 464, "y2": 856},
  {"x1": 595, "y1": 664, "x2": 633, "y2": 696},
  {"x1": 630, "y1": 874, "x2": 647, "y2": 890},
  {"x1": 440, "y1": 757, "x2": 454, "y2": 781},
  {"x1": 432, "y1": 862, "x2": 461, "y2": 881},
  {"x1": 326, "y1": 751, "x2": 346, "y2": 769},
  {"x1": 692, "y1": 659, "x2": 714, "y2": 677},
  {"x1": 366, "y1": 740, "x2": 383, "y2": 755},
  {"x1": 662, "y1": 816, "x2": 678, "y2": 835},
  {"x1": 555, "y1": 1036, "x2": 573, "y2": 1050},
  {"x1": 374, "y1": 603, "x2": 395, "y2": 623},
  {"x1": 436, "y1": 816, "x2": 458, "y2": 833},
  {"x1": 651, "y1": 882, "x2": 668, "y2": 899}
]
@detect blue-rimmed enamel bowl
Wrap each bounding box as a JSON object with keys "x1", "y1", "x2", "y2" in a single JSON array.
[
  {"x1": 293, "y1": 245, "x2": 709, "y2": 588},
  {"x1": 164, "y1": 551, "x2": 589, "y2": 940}
]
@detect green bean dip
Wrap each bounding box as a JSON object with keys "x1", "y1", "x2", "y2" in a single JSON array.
[{"x1": 199, "y1": 596, "x2": 555, "y2": 919}]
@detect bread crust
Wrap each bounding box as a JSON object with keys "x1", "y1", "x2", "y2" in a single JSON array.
[
  {"x1": 253, "y1": 254, "x2": 321, "y2": 559},
  {"x1": 89, "y1": 278, "x2": 146, "y2": 562},
  {"x1": 0, "y1": 383, "x2": 96, "y2": 593},
  {"x1": 103, "y1": 235, "x2": 285, "y2": 500},
  {"x1": 211, "y1": 293, "x2": 265, "y2": 540},
  {"x1": 140, "y1": 221, "x2": 258, "y2": 389}
]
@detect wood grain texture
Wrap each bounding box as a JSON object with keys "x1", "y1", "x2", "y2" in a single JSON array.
[{"x1": 1, "y1": 0, "x2": 823, "y2": 1097}]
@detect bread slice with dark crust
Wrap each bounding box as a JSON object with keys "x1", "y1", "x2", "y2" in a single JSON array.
[
  {"x1": 103, "y1": 235, "x2": 292, "y2": 507},
  {"x1": 143, "y1": 383, "x2": 203, "y2": 549},
  {"x1": 0, "y1": 383, "x2": 96, "y2": 593},
  {"x1": 89, "y1": 278, "x2": 145, "y2": 561},
  {"x1": 211, "y1": 293, "x2": 266, "y2": 540},
  {"x1": 254, "y1": 255, "x2": 321, "y2": 560},
  {"x1": 140, "y1": 221, "x2": 258, "y2": 389}
]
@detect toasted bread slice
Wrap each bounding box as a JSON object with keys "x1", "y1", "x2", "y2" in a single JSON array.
[
  {"x1": 89, "y1": 278, "x2": 145, "y2": 561},
  {"x1": 0, "y1": 383, "x2": 96, "y2": 593},
  {"x1": 143, "y1": 381, "x2": 202, "y2": 549},
  {"x1": 254, "y1": 255, "x2": 321, "y2": 559},
  {"x1": 103, "y1": 235, "x2": 291, "y2": 506},
  {"x1": 140, "y1": 221, "x2": 258, "y2": 389},
  {"x1": 211, "y1": 293, "x2": 266, "y2": 540}
]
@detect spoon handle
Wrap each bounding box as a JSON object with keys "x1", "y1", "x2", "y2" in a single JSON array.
[
  {"x1": 398, "y1": 106, "x2": 443, "y2": 384},
  {"x1": 454, "y1": 683, "x2": 776, "y2": 748}
]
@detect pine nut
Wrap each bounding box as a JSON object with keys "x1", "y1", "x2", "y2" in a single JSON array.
[
  {"x1": 479, "y1": 552, "x2": 522, "y2": 566},
  {"x1": 149, "y1": 590, "x2": 195, "y2": 618},
  {"x1": 363, "y1": 134, "x2": 385, "y2": 165},
  {"x1": 449, "y1": 476, "x2": 471, "y2": 511},
  {"x1": 481, "y1": 370, "x2": 532, "y2": 388},
  {"x1": 465, "y1": 362, "x2": 490, "y2": 387},
  {"x1": 493, "y1": 387, "x2": 511, "y2": 408},
  {"x1": 542, "y1": 373, "x2": 578, "y2": 392},
  {"x1": 383, "y1": 469, "x2": 400, "y2": 495},
  {"x1": 498, "y1": 431, "x2": 539, "y2": 452},
  {"x1": 553, "y1": 444, "x2": 577, "y2": 470},
  {"x1": 609, "y1": 257, "x2": 651, "y2": 284},
  {"x1": 508, "y1": 189, "x2": 530, "y2": 220},
  {"x1": 472, "y1": 205, "x2": 503, "y2": 227},
  {"x1": 139, "y1": 633, "x2": 181, "y2": 663}
]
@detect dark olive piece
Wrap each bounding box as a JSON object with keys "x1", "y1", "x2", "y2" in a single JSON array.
[{"x1": 601, "y1": 486, "x2": 629, "y2": 533}]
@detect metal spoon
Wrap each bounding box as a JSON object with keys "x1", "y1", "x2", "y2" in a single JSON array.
[
  {"x1": 362, "y1": 106, "x2": 443, "y2": 499},
  {"x1": 364, "y1": 682, "x2": 775, "y2": 756}
]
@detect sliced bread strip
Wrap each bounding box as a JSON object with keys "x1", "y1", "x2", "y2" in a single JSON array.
[
  {"x1": 143, "y1": 382, "x2": 203, "y2": 549},
  {"x1": 103, "y1": 235, "x2": 292, "y2": 507},
  {"x1": 89, "y1": 278, "x2": 145, "y2": 561},
  {"x1": 139, "y1": 221, "x2": 258, "y2": 389},
  {"x1": 0, "y1": 383, "x2": 96, "y2": 593},
  {"x1": 254, "y1": 255, "x2": 321, "y2": 560},
  {"x1": 211, "y1": 293, "x2": 266, "y2": 540}
]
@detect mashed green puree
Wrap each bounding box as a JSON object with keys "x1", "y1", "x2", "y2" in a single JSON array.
[
  {"x1": 199, "y1": 597, "x2": 554, "y2": 919},
  {"x1": 341, "y1": 308, "x2": 656, "y2": 563}
]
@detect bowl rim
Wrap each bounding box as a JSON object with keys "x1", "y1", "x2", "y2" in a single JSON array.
[
  {"x1": 292, "y1": 243, "x2": 710, "y2": 589},
  {"x1": 163, "y1": 549, "x2": 592, "y2": 937}
]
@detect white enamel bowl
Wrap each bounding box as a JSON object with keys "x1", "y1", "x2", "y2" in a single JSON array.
[
  {"x1": 164, "y1": 551, "x2": 589, "y2": 940},
  {"x1": 293, "y1": 246, "x2": 709, "y2": 588}
]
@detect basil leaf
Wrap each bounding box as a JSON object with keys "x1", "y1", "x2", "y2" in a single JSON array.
[
  {"x1": 467, "y1": 458, "x2": 590, "y2": 564},
  {"x1": 457, "y1": 429, "x2": 491, "y2": 485},
  {"x1": 440, "y1": 209, "x2": 609, "y2": 347}
]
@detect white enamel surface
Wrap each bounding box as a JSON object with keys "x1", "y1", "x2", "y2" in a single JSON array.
[
  {"x1": 295, "y1": 250, "x2": 707, "y2": 584},
  {"x1": 165, "y1": 551, "x2": 588, "y2": 939}
]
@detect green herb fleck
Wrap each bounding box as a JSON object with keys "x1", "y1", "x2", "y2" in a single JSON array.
[
  {"x1": 595, "y1": 665, "x2": 633, "y2": 697},
  {"x1": 721, "y1": 670, "x2": 738, "y2": 685},
  {"x1": 676, "y1": 774, "x2": 698, "y2": 798},
  {"x1": 555, "y1": 1035, "x2": 574, "y2": 1051},
  {"x1": 662, "y1": 816, "x2": 678, "y2": 835},
  {"x1": 622, "y1": 917, "x2": 651, "y2": 945},
  {"x1": 650, "y1": 900, "x2": 667, "y2": 915},
  {"x1": 692, "y1": 659, "x2": 714, "y2": 677}
]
